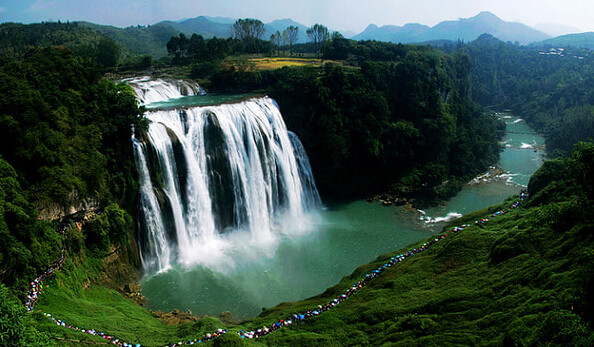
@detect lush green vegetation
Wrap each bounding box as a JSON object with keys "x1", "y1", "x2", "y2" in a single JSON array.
[
  {"x1": 464, "y1": 34, "x2": 594, "y2": 157},
  {"x1": 23, "y1": 142, "x2": 594, "y2": 346},
  {"x1": 237, "y1": 141, "x2": 594, "y2": 346},
  {"x1": 77, "y1": 22, "x2": 180, "y2": 59},
  {"x1": 0, "y1": 21, "x2": 178, "y2": 66},
  {"x1": 0, "y1": 157, "x2": 61, "y2": 293},
  {"x1": 2, "y1": 18, "x2": 594, "y2": 347},
  {"x1": 0, "y1": 22, "x2": 102, "y2": 60},
  {"x1": 207, "y1": 41, "x2": 503, "y2": 202},
  {"x1": 0, "y1": 46, "x2": 147, "y2": 344},
  {"x1": 0, "y1": 47, "x2": 146, "y2": 210},
  {"x1": 0, "y1": 284, "x2": 51, "y2": 346}
]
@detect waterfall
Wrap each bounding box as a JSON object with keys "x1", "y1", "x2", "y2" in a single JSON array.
[
  {"x1": 124, "y1": 76, "x2": 205, "y2": 105},
  {"x1": 132, "y1": 88, "x2": 321, "y2": 273}
]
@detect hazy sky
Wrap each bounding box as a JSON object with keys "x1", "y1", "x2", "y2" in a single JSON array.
[{"x1": 1, "y1": 0, "x2": 593, "y2": 33}]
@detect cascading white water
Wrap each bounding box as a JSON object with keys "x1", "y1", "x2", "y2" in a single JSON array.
[
  {"x1": 133, "y1": 90, "x2": 321, "y2": 273},
  {"x1": 124, "y1": 76, "x2": 205, "y2": 105}
]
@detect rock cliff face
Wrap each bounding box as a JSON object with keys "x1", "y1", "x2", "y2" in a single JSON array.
[{"x1": 37, "y1": 197, "x2": 100, "y2": 221}]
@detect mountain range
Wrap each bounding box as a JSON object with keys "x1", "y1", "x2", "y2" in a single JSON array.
[
  {"x1": 7, "y1": 11, "x2": 590, "y2": 59},
  {"x1": 156, "y1": 16, "x2": 310, "y2": 43},
  {"x1": 151, "y1": 11, "x2": 594, "y2": 49},
  {"x1": 352, "y1": 11, "x2": 550, "y2": 45}
]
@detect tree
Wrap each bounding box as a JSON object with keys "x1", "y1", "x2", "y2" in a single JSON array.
[
  {"x1": 0, "y1": 285, "x2": 51, "y2": 346},
  {"x1": 232, "y1": 18, "x2": 265, "y2": 41},
  {"x1": 95, "y1": 37, "x2": 120, "y2": 68},
  {"x1": 286, "y1": 26, "x2": 299, "y2": 55},
  {"x1": 187, "y1": 34, "x2": 206, "y2": 60},
  {"x1": 166, "y1": 33, "x2": 189, "y2": 63},
  {"x1": 323, "y1": 31, "x2": 351, "y2": 60},
  {"x1": 306, "y1": 24, "x2": 329, "y2": 56},
  {"x1": 232, "y1": 18, "x2": 265, "y2": 53},
  {"x1": 270, "y1": 30, "x2": 282, "y2": 56}
]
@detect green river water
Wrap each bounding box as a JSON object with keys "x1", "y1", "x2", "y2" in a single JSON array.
[{"x1": 141, "y1": 111, "x2": 545, "y2": 319}]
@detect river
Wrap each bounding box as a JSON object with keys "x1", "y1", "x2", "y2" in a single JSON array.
[{"x1": 141, "y1": 106, "x2": 545, "y2": 319}]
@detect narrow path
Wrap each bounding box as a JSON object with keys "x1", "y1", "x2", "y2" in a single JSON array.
[{"x1": 26, "y1": 192, "x2": 526, "y2": 346}]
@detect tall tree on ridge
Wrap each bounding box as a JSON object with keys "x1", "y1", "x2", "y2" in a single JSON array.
[
  {"x1": 233, "y1": 18, "x2": 265, "y2": 53},
  {"x1": 286, "y1": 26, "x2": 299, "y2": 55},
  {"x1": 306, "y1": 23, "x2": 329, "y2": 57}
]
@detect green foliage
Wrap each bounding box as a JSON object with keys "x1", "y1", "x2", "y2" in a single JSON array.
[
  {"x1": 236, "y1": 144, "x2": 594, "y2": 346},
  {"x1": 78, "y1": 22, "x2": 180, "y2": 59},
  {"x1": 103, "y1": 203, "x2": 132, "y2": 246},
  {"x1": 211, "y1": 43, "x2": 503, "y2": 202},
  {"x1": 0, "y1": 47, "x2": 145, "y2": 209},
  {"x1": 464, "y1": 34, "x2": 594, "y2": 157},
  {"x1": 165, "y1": 33, "x2": 272, "y2": 67},
  {"x1": 571, "y1": 141, "x2": 594, "y2": 199},
  {"x1": 84, "y1": 203, "x2": 132, "y2": 255},
  {"x1": 0, "y1": 158, "x2": 62, "y2": 293},
  {"x1": 0, "y1": 285, "x2": 51, "y2": 346},
  {"x1": 232, "y1": 18, "x2": 266, "y2": 53},
  {"x1": 84, "y1": 214, "x2": 111, "y2": 255},
  {"x1": 0, "y1": 22, "x2": 103, "y2": 60},
  {"x1": 94, "y1": 37, "x2": 121, "y2": 67}
]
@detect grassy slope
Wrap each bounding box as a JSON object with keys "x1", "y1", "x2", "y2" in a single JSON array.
[
  {"x1": 254, "y1": 201, "x2": 593, "y2": 346},
  {"x1": 36, "y1": 161, "x2": 594, "y2": 346},
  {"x1": 34, "y1": 257, "x2": 227, "y2": 346}
]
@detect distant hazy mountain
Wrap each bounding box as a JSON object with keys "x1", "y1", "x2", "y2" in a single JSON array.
[
  {"x1": 353, "y1": 11, "x2": 549, "y2": 45},
  {"x1": 532, "y1": 32, "x2": 594, "y2": 50},
  {"x1": 202, "y1": 16, "x2": 235, "y2": 25},
  {"x1": 340, "y1": 30, "x2": 357, "y2": 39},
  {"x1": 158, "y1": 16, "x2": 231, "y2": 38},
  {"x1": 533, "y1": 23, "x2": 582, "y2": 37},
  {"x1": 264, "y1": 19, "x2": 309, "y2": 43},
  {"x1": 354, "y1": 23, "x2": 428, "y2": 42},
  {"x1": 156, "y1": 16, "x2": 312, "y2": 43}
]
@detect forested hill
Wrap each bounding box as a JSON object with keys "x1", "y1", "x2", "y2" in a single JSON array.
[
  {"x1": 207, "y1": 40, "x2": 504, "y2": 201},
  {"x1": 0, "y1": 47, "x2": 145, "y2": 296},
  {"x1": 0, "y1": 21, "x2": 177, "y2": 63},
  {"x1": 464, "y1": 34, "x2": 594, "y2": 157}
]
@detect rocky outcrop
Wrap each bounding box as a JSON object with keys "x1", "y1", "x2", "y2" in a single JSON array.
[
  {"x1": 152, "y1": 309, "x2": 200, "y2": 325},
  {"x1": 37, "y1": 197, "x2": 100, "y2": 221}
]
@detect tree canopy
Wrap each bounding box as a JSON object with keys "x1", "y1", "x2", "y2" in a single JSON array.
[{"x1": 211, "y1": 42, "x2": 503, "y2": 202}]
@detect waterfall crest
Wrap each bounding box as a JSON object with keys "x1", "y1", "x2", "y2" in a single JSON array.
[
  {"x1": 124, "y1": 76, "x2": 205, "y2": 105},
  {"x1": 133, "y1": 91, "x2": 321, "y2": 273}
]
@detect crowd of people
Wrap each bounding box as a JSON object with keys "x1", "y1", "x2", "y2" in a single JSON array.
[
  {"x1": 24, "y1": 219, "x2": 69, "y2": 312},
  {"x1": 236, "y1": 192, "x2": 527, "y2": 340},
  {"x1": 24, "y1": 193, "x2": 527, "y2": 345},
  {"x1": 44, "y1": 311, "x2": 228, "y2": 347}
]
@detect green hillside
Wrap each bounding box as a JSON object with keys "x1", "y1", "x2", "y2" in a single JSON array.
[
  {"x1": 533, "y1": 32, "x2": 594, "y2": 50},
  {"x1": 0, "y1": 21, "x2": 179, "y2": 63},
  {"x1": 5, "y1": 141, "x2": 592, "y2": 346},
  {"x1": 0, "y1": 22, "x2": 102, "y2": 59},
  {"x1": 76, "y1": 22, "x2": 180, "y2": 58}
]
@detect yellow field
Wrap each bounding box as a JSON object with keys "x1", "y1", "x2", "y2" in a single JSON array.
[{"x1": 248, "y1": 57, "x2": 339, "y2": 70}]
